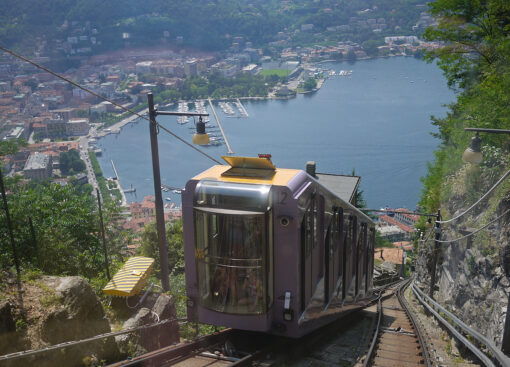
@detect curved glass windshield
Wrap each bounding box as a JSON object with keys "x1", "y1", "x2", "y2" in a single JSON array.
[
  {"x1": 194, "y1": 209, "x2": 272, "y2": 315},
  {"x1": 194, "y1": 180, "x2": 271, "y2": 212}
]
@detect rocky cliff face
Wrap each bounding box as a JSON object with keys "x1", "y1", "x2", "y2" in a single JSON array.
[
  {"x1": 416, "y1": 170, "x2": 510, "y2": 348},
  {"x1": 0, "y1": 275, "x2": 120, "y2": 367}
]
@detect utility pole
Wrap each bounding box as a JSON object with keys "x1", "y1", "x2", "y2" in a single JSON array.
[
  {"x1": 28, "y1": 217, "x2": 39, "y2": 267},
  {"x1": 148, "y1": 93, "x2": 170, "y2": 292},
  {"x1": 0, "y1": 168, "x2": 23, "y2": 305},
  {"x1": 96, "y1": 188, "x2": 111, "y2": 280},
  {"x1": 429, "y1": 209, "x2": 441, "y2": 299}
]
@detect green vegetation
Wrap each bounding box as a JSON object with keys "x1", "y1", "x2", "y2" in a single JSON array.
[
  {"x1": 147, "y1": 73, "x2": 281, "y2": 104},
  {"x1": 0, "y1": 176, "x2": 125, "y2": 279},
  {"x1": 303, "y1": 77, "x2": 317, "y2": 91},
  {"x1": 88, "y1": 150, "x2": 103, "y2": 177},
  {"x1": 0, "y1": 140, "x2": 129, "y2": 285},
  {"x1": 1, "y1": 0, "x2": 426, "y2": 63},
  {"x1": 375, "y1": 231, "x2": 393, "y2": 248},
  {"x1": 417, "y1": 0, "x2": 510, "y2": 230},
  {"x1": 59, "y1": 149, "x2": 86, "y2": 176},
  {"x1": 138, "y1": 220, "x2": 184, "y2": 278},
  {"x1": 259, "y1": 69, "x2": 290, "y2": 78}
]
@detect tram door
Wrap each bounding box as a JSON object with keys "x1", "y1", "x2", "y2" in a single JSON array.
[{"x1": 300, "y1": 195, "x2": 315, "y2": 311}]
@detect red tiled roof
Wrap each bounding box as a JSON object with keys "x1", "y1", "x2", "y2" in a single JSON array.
[
  {"x1": 374, "y1": 247, "x2": 404, "y2": 264},
  {"x1": 380, "y1": 215, "x2": 414, "y2": 233}
]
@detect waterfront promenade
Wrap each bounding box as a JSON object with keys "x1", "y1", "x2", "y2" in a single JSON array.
[{"x1": 95, "y1": 108, "x2": 149, "y2": 138}]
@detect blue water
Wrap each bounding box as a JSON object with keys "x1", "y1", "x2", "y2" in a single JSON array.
[{"x1": 96, "y1": 57, "x2": 455, "y2": 209}]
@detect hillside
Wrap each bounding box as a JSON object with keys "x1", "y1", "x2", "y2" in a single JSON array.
[
  {"x1": 415, "y1": 0, "x2": 510, "y2": 350},
  {"x1": 0, "y1": 0, "x2": 426, "y2": 60}
]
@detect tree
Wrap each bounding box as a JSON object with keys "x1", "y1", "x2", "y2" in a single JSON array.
[
  {"x1": 423, "y1": 0, "x2": 510, "y2": 88},
  {"x1": 346, "y1": 49, "x2": 357, "y2": 63},
  {"x1": 303, "y1": 77, "x2": 317, "y2": 91},
  {"x1": 0, "y1": 181, "x2": 113, "y2": 279},
  {"x1": 59, "y1": 149, "x2": 86, "y2": 176},
  {"x1": 138, "y1": 219, "x2": 184, "y2": 278},
  {"x1": 362, "y1": 39, "x2": 382, "y2": 57}
]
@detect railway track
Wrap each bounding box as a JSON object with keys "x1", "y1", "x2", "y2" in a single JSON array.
[
  {"x1": 108, "y1": 328, "x2": 276, "y2": 367},
  {"x1": 108, "y1": 280, "x2": 412, "y2": 367},
  {"x1": 363, "y1": 279, "x2": 431, "y2": 367}
]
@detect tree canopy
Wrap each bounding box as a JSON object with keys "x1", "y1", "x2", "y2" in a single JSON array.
[{"x1": 418, "y1": 0, "x2": 510, "y2": 217}]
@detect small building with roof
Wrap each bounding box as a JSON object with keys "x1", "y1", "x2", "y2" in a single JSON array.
[{"x1": 23, "y1": 152, "x2": 52, "y2": 180}]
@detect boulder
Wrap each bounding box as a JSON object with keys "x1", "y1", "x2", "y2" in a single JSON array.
[
  {"x1": 113, "y1": 292, "x2": 180, "y2": 358},
  {"x1": 9, "y1": 276, "x2": 120, "y2": 367}
]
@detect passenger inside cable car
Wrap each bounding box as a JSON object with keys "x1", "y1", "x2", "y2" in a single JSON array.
[{"x1": 194, "y1": 180, "x2": 272, "y2": 315}]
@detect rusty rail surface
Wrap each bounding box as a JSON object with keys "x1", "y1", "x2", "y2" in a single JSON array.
[{"x1": 363, "y1": 278, "x2": 432, "y2": 367}]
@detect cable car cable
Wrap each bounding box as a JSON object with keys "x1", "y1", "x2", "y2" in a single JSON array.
[{"x1": 0, "y1": 44, "x2": 221, "y2": 165}]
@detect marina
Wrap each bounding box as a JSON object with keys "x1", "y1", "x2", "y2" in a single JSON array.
[
  {"x1": 208, "y1": 98, "x2": 234, "y2": 154},
  {"x1": 96, "y1": 58, "x2": 455, "y2": 209}
]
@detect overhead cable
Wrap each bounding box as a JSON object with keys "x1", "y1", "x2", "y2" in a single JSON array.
[
  {"x1": 0, "y1": 45, "x2": 221, "y2": 165},
  {"x1": 418, "y1": 227, "x2": 434, "y2": 243},
  {"x1": 437, "y1": 168, "x2": 510, "y2": 224},
  {"x1": 436, "y1": 208, "x2": 510, "y2": 244}
]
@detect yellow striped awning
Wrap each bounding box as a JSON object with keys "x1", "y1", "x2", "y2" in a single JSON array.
[{"x1": 103, "y1": 257, "x2": 155, "y2": 297}]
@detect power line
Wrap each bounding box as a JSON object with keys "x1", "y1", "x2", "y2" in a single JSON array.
[
  {"x1": 436, "y1": 208, "x2": 510, "y2": 244},
  {"x1": 437, "y1": 167, "x2": 510, "y2": 224},
  {"x1": 0, "y1": 45, "x2": 221, "y2": 165}
]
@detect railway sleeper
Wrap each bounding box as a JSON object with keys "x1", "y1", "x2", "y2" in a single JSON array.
[
  {"x1": 376, "y1": 344, "x2": 423, "y2": 357},
  {"x1": 373, "y1": 356, "x2": 425, "y2": 367}
]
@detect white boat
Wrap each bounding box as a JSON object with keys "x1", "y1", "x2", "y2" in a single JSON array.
[
  {"x1": 172, "y1": 189, "x2": 182, "y2": 194},
  {"x1": 165, "y1": 197, "x2": 172, "y2": 201}
]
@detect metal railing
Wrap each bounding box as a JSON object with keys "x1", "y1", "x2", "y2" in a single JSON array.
[{"x1": 412, "y1": 282, "x2": 510, "y2": 367}]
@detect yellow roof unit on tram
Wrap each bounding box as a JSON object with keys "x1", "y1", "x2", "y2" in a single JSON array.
[
  {"x1": 193, "y1": 156, "x2": 300, "y2": 186},
  {"x1": 102, "y1": 257, "x2": 154, "y2": 297}
]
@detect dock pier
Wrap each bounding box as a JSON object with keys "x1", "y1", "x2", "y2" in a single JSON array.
[
  {"x1": 236, "y1": 98, "x2": 249, "y2": 117},
  {"x1": 110, "y1": 160, "x2": 128, "y2": 207},
  {"x1": 208, "y1": 98, "x2": 234, "y2": 154}
]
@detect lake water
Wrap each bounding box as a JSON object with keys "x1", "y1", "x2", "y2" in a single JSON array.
[{"x1": 96, "y1": 57, "x2": 455, "y2": 210}]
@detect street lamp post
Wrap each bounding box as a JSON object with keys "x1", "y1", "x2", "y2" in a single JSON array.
[
  {"x1": 147, "y1": 93, "x2": 209, "y2": 292},
  {"x1": 463, "y1": 127, "x2": 510, "y2": 164}
]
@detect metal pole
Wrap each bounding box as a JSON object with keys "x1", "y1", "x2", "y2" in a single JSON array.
[
  {"x1": 96, "y1": 188, "x2": 111, "y2": 280},
  {"x1": 0, "y1": 168, "x2": 22, "y2": 303},
  {"x1": 28, "y1": 217, "x2": 39, "y2": 267},
  {"x1": 0, "y1": 169, "x2": 21, "y2": 277},
  {"x1": 429, "y1": 209, "x2": 441, "y2": 299},
  {"x1": 147, "y1": 93, "x2": 170, "y2": 292}
]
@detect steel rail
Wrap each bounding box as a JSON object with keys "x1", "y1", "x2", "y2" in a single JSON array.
[
  {"x1": 108, "y1": 328, "x2": 235, "y2": 366},
  {"x1": 413, "y1": 283, "x2": 510, "y2": 367},
  {"x1": 362, "y1": 292, "x2": 383, "y2": 367},
  {"x1": 0, "y1": 318, "x2": 187, "y2": 362},
  {"x1": 362, "y1": 279, "x2": 411, "y2": 367},
  {"x1": 397, "y1": 279, "x2": 432, "y2": 367}
]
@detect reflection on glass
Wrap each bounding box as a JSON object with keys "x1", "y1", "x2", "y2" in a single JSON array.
[{"x1": 195, "y1": 211, "x2": 268, "y2": 314}]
